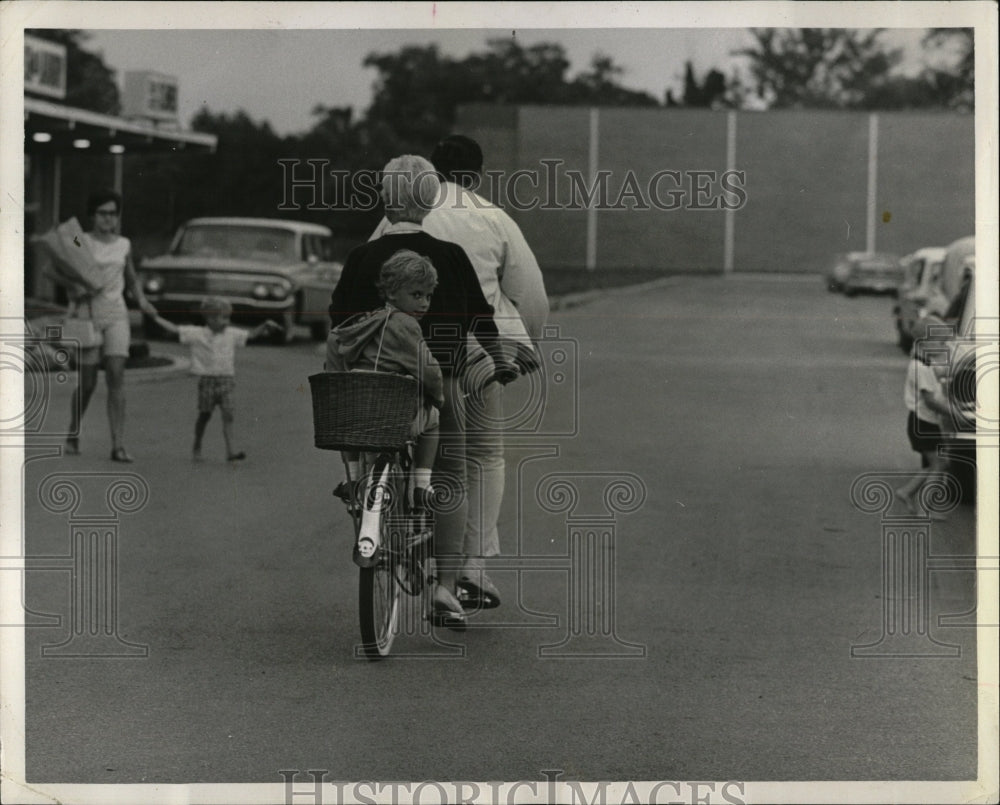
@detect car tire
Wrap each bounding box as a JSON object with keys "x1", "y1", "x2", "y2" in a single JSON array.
[
  {"x1": 896, "y1": 324, "x2": 913, "y2": 353},
  {"x1": 142, "y1": 313, "x2": 164, "y2": 340},
  {"x1": 310, "y1": 321, "x2": 330, "y2": 342},
  {"x1": 272, "y1": 308, "x2": 296, "y2": 345}
]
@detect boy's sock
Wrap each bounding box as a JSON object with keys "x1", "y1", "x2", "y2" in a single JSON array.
[
  {"x1": 413, "y1": 468, "x2": 432, "y2": 492},
  {"x1": 347, "y1": 459, "x2": 360, "y2": 479}
]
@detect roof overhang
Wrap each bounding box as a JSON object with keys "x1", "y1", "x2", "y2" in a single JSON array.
[{"x1": 24, "y1": 96, "x2": 217, "y2": 156}]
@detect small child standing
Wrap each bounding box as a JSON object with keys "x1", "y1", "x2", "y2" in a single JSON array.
[
  {"x1": 896, "y1": 315, "x2": 954, "y2": 518},
  {"x1": 325, "y1": 249, "x2": 444, "y2": 511},
  {"x1": 146, "y1": 297, "x2": 281, "y2": 461}
]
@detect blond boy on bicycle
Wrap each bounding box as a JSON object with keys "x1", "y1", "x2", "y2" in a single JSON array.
[{"x1": 326, "y1": 250, "x2": 444, "y2": 514}]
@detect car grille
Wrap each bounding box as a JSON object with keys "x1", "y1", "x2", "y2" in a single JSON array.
[{"x1": 160, "y1": 271, "x2": 284, "y2": 296}]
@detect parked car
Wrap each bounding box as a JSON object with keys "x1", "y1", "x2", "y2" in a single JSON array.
[
  {"x1": 825, "y1": 252, "x2": 903, "y2": 296},
  {"x1": 937, "y1": 235, "x2": 975, "y2": 316},
  {"x1": 139, "y1": 217, "x2": 343, "y2": 343},
  {"x1": 893, "y1": 246, "x2": 947, "y2": 352},
  {"x1": 940, "y1": 251, "x2": 977, "y2": 500}
]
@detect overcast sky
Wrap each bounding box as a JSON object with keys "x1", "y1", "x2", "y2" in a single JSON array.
[
  {"x1": 83, "y1": 28, "x2": 756, "y2": 135},
  {"x1": 82, "y1": 25, "x2": 929, "y2": 137}
]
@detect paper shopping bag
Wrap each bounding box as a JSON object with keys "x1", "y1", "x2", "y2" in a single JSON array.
[{"x1": 39, "y1": 218, "x2": 103, "y2": 294}]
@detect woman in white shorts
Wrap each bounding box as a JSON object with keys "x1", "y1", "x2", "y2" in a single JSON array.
[{"x1": 65, "y1": 189, "x2": 156, "y2": 463}]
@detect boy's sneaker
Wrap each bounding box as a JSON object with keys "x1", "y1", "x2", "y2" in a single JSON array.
[
  {"x1": 333, "y1": 479, "x2": 365, "y2": 508},
  {"x1": 412, "y1": 486, "x2": 433, "y2": 513}
]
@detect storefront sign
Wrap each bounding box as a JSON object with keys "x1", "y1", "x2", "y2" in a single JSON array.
[
  {"x1": 25, "y1": 35, "x2": 67, "y2": 99},
  {"x1": 123, "y1": 70, "x2": 179, "y2": 122}
]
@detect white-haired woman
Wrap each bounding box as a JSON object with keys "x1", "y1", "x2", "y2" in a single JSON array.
[{"x1": 328, "y1": 155, "x2": 516, "y2": 628}]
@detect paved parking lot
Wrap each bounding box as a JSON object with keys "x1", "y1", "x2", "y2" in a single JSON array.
[{"x1": 17, "y1": 274, "x2": 983, "y2": 792}]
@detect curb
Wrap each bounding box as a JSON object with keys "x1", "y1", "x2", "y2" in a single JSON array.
[
  {"x1": 549, "y1": 272, "x2": 825, "y2": 311},
  {"x1": 549, "y1": 276, "x2": 680, "y2": 311},
  {"x1": 128, "y1": 354, "x2": 191, "y2": 383}
]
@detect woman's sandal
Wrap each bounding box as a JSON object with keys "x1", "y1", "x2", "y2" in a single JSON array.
[
  {"x1": 110, "y1": 447, "x2": 134, "y2": 463},
  {"x1": 430, "y1": 583, "x2": 466, "y2": 632},
  {"x1": 456, "y1": 573, "x2": 502, "y2": 610}
]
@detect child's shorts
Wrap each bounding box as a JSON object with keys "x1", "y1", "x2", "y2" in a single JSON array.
[
  {"x1": 198, "y1": 375, "x2": 236, "y2": 415},
  {"x1": 907, "y1": 411, "x2": 943, "y2": 455},
  {"x1": 410, "y1": 402, "x2": 440, "y2": 439}
]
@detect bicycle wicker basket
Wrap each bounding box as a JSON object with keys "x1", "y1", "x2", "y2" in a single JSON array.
[{"x1": 309, "y1": 371, "x2": 418, "y2": 451}]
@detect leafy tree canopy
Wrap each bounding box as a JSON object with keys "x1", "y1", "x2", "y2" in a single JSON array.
[
  {"x1": 732, "y1": 27, "x2": 973, "y2": 110},
  {"x1": 921, "y1": 28, "x2": 974, "y2": 110},
  {"x1": 733, "y1": 28, "x2": 903, "y2": 109},
  {"x1": 682, "y1": 61, "x2": 729, "y2": 108},
  {"x1": 362, "y1": 39, "x2": 658, "y2": 155}
]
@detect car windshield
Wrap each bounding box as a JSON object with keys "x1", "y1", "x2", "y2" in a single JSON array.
[{"x1": 174, "y1": 225, "x2": 298, "y2": 262}]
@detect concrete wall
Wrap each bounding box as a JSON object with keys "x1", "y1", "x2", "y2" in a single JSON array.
[
  {"x1": 876, "y1": 112, "x2": 976, "y2": 258},
  {"x1": 456, "y1": 104, "x2": 975, "y2": 273}
]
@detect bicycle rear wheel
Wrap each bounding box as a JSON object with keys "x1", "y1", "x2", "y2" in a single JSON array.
[{"x1": 357, "y1": 455, "x2": 402, "y2": 659}]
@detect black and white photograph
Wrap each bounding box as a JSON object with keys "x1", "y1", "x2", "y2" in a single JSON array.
[{"x1": 1, "y1": 2, "x2": 997, "y2": 804}]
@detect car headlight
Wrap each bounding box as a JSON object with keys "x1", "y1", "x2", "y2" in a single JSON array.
[
  {"x1": 269, "y1": 281, "x2": 292, "y2": 300},
  {"x1": 143, "y1": 275, "x2": 163, "y2": 294},
  {"x1": 252, "y1": 283, "x2": 270, "y2": 299}
]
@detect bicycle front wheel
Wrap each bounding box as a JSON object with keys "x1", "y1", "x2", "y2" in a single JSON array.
[
  {"x1": 358, "y1": 560, "x2": 400, "y2": 659},
  {"x1": 357, "y1": 455, "x2": 402, "y2": 659}
]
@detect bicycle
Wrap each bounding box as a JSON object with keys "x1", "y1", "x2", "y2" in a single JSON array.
[{"x1": 309, "y1": 370, "x2": 435, "y2": 659}]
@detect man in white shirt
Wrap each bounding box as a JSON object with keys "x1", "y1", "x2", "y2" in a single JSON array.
[{"x1": 371, "y1": 135, "x2": 549, "y2": 609}]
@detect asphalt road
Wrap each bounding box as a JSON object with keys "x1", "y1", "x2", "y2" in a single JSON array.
[{"x1": 21, "y1": 275, "x2": 980, "y2": 788}]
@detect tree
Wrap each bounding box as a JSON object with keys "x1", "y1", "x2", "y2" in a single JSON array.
[
  {"x1": 26, "y1": 29, "x2": 120, "y2": 114},
  {"x1": 181, "y1": 109, "x2": 288, "y2": 219},
  {"x1": 570, "y1": 54, "x2": 659, "y2": 106},
  {"x1": 681, "y1": 61, "x2": 729, "y2": 108},
  {"x1": 921, "y1": 28, "x2": 974, "y2": 110},
  {"x1": 469, "y1": 40, "x2": 575, "y2": 103},
  {"x1": 362, "y1": 44, "x2": 466, "y2": 155},
  {"x1": 361, "y1": 39, "x2": 660, "y2": 157},
  {"x1": 733, "y1": 28, "x2": 903, "y2": 109}
]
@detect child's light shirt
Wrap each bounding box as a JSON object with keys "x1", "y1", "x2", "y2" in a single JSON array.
[
  {"x1": 904, "y1": 355, "x2": 943, "y2": 425},
  {"x1": 178, "y1": 325, "x2": 249, "y2": 376}
]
